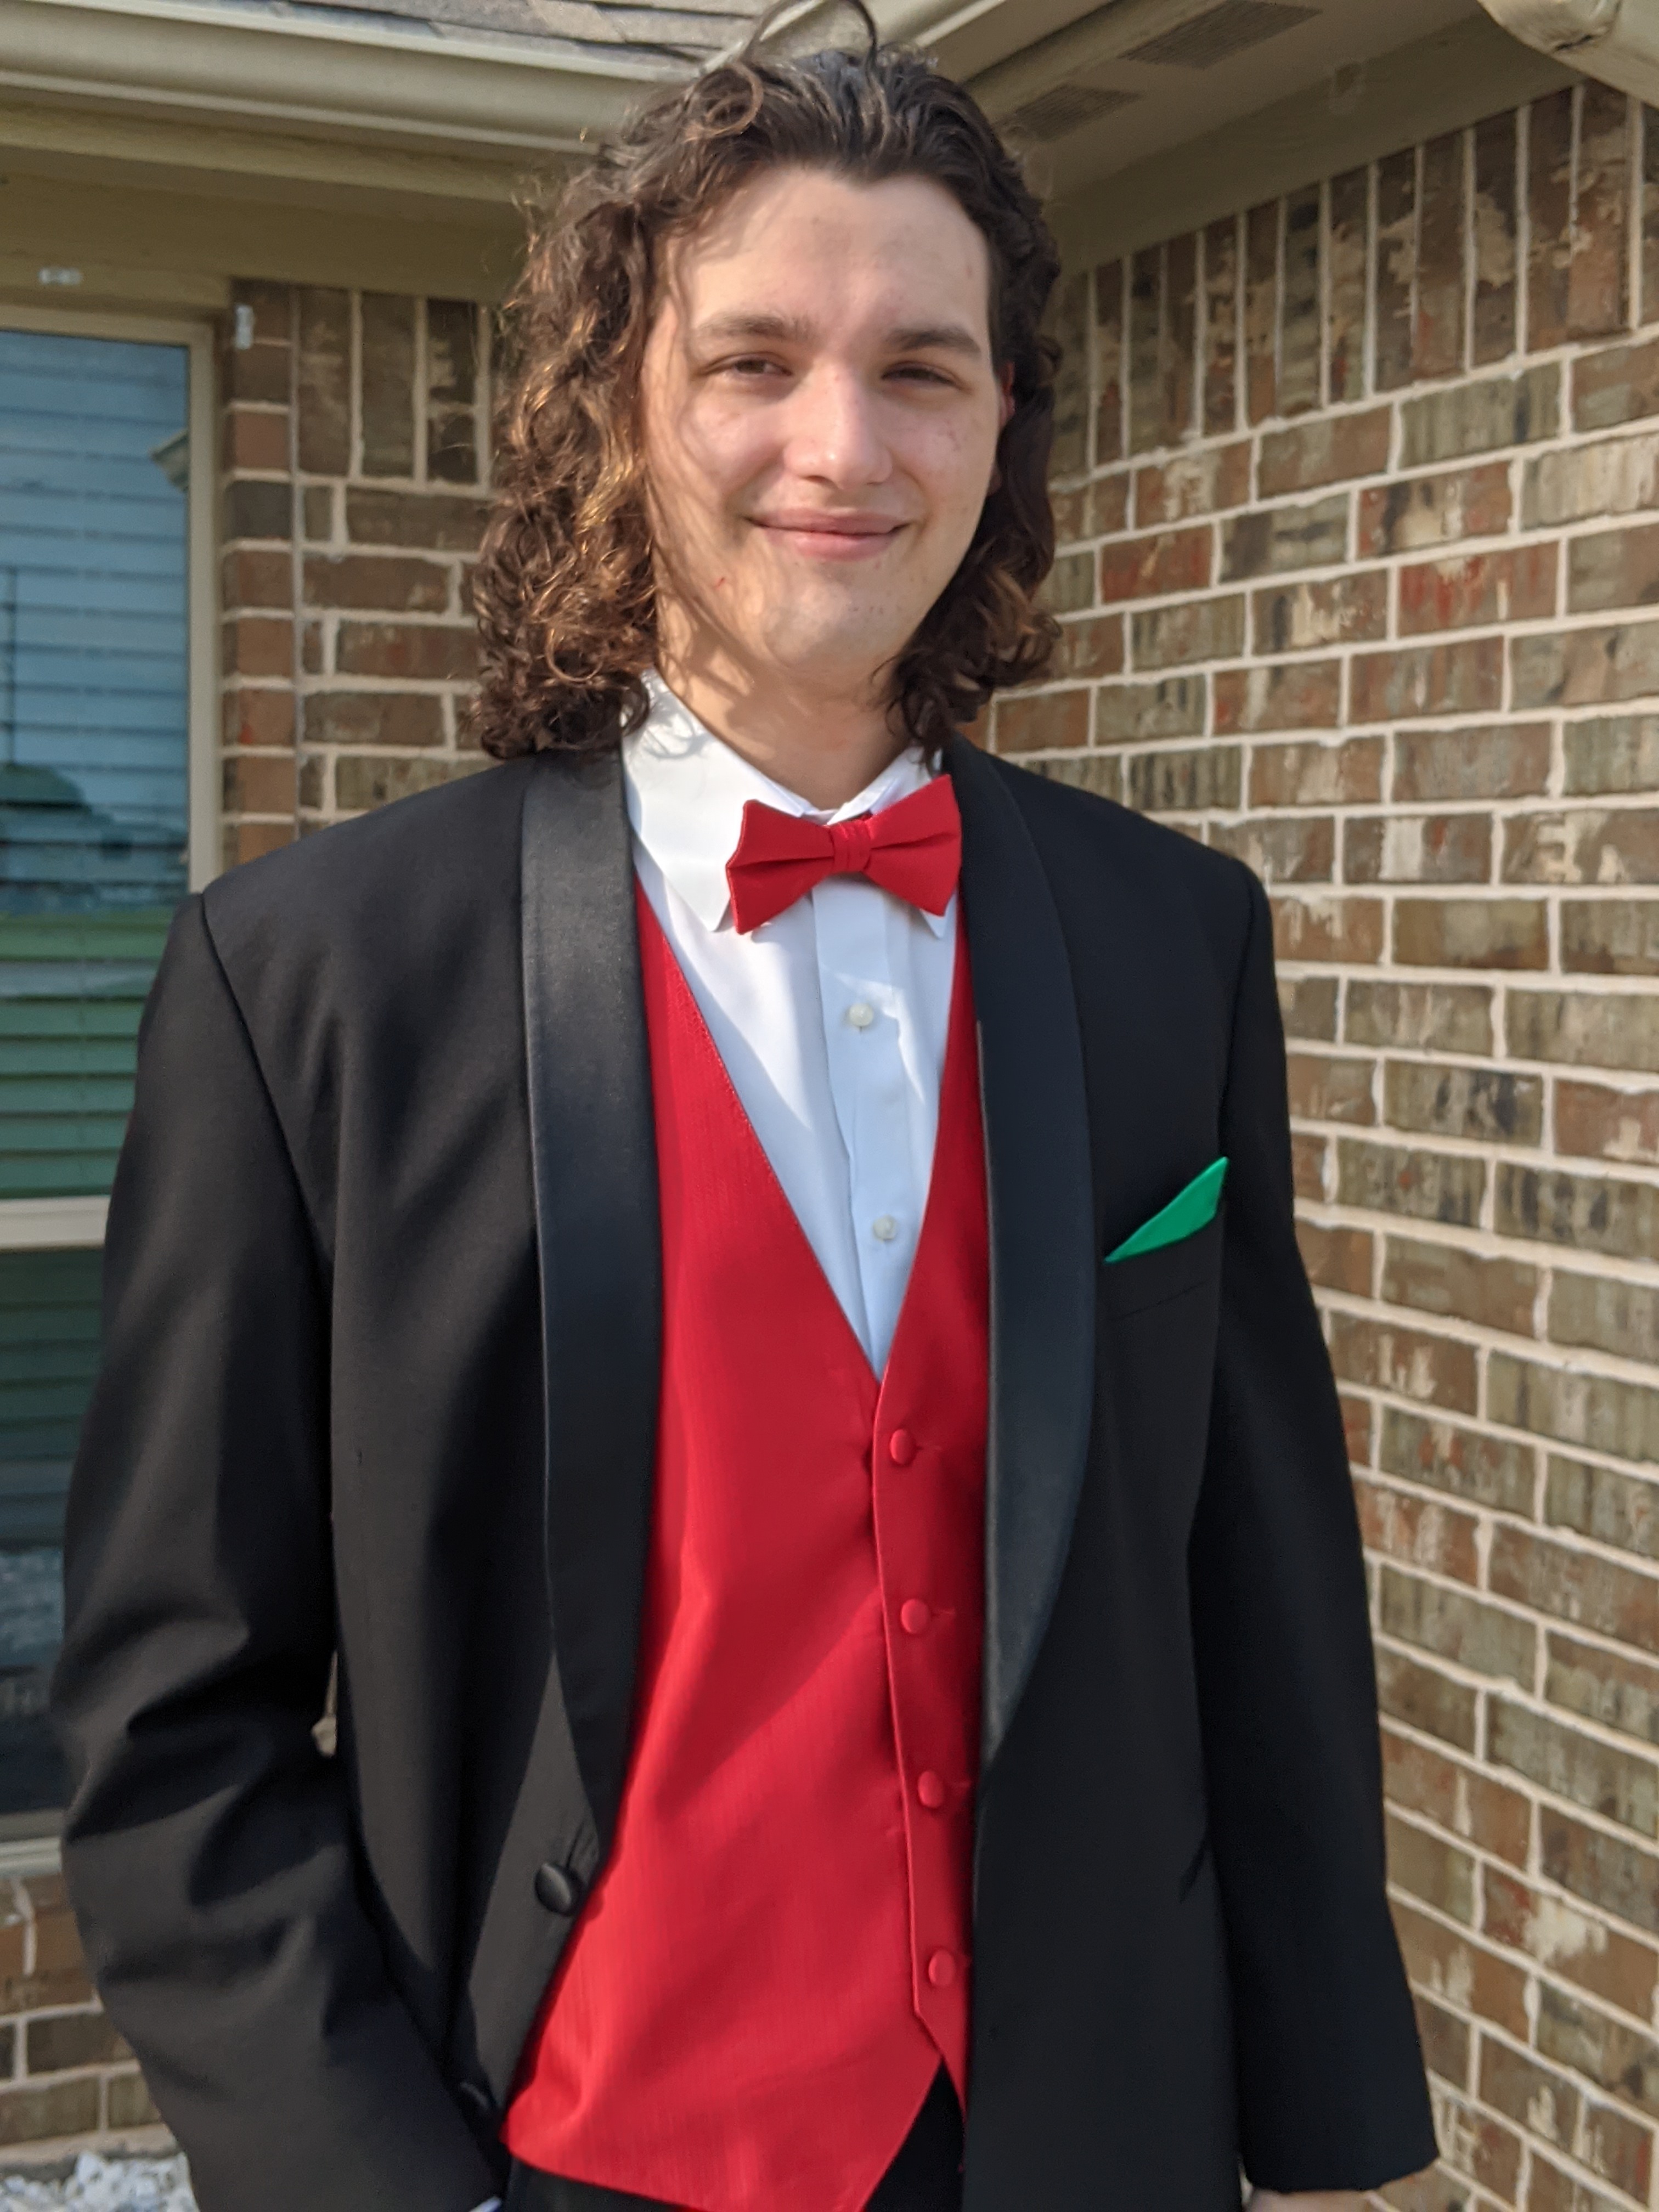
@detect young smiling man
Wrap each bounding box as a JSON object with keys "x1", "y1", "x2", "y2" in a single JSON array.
[{"x1": 54, "y1": 19, "x2": 1437, "y2": 2212}]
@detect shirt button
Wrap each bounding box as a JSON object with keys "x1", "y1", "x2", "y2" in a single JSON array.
[
  {"x1": 872, "y1": 1215, "x2": 898, "y2": 1243},
  {"x1": 917, "y1": 1770, "x2": 946, "y2": 1808},
  {"x1": 888, "y1": 1429, "x2": 915, "y2": 1465},
  {"x1": 847, "y1": 1001, "x2": 876, "y2": 1029},
  {"x1": 927, "y1": 1950, "x2": 957, "y2": 1988},
  {"x1": 900, "y1": 1599, "x2": 930, "y2": 1634}
]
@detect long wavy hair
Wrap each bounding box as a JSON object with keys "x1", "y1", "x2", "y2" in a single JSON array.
[{"x1": 470, "y1": 6, "x2": 1063, "y2": 759}]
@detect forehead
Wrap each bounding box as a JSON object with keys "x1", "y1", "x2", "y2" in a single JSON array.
[{"x1": 663, "y1": 165, "x2": 995, "y2": 347}]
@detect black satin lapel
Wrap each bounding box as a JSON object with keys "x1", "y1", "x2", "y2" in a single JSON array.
[
  {"x1": 521, "y1": 749, "x2": 661, "y2": 1847},
  {"x1": 949, "y1": 738, "x2": 1096, "y2": 1774}
]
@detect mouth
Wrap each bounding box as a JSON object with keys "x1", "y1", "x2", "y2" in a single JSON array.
[{"x1": 751, "y1": 514, "x2": 909, "y2": 561}]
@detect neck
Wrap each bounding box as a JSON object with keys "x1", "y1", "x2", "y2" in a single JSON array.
[{"x1": 656, "y1": 633, "x2": 909, "y2": 812}]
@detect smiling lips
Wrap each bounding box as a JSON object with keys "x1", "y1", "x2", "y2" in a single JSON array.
[{"x1": 752, "y1": 511, "x2": 908, "y2": 559}]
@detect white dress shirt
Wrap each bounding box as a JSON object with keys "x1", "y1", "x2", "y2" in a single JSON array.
[
  {"x1": 625, "y1": 673, "x2": 957, "y2": 1375},
  {"x1": 465, "y1": 683, "x2": 955, "y2": 2212}
]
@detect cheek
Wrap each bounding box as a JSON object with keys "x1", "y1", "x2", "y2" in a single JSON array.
[{"x1": 907, "y1": 417, "x2": 1001, "y2": 532}]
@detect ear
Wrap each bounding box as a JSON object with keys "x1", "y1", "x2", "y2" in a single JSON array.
[{"x1": 997, "y1": 361, "x2": 1015, "y2": 430}]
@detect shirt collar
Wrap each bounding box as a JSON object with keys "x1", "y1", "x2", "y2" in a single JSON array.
[{"x1": 622, "y1": 671, "x2": 949, "y2": 936}]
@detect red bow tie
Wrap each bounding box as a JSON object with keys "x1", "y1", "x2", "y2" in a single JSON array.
[{"x1": 725, "y1": 775, "x2": 962, "y2": 935}]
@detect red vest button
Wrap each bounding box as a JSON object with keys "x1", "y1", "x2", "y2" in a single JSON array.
[
  {"x1": 917, "y1": 1771, "x2": 945, "y2": 1808},
  {"x1": 888, "y1": 1429, "x2": 916, "y2": 1465},
  {"x1": 927, "y1": 1950, "x2": 957, "y2": 1988}
]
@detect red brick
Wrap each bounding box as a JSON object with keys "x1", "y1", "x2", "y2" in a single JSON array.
[
  {"x1": 1214, "y1": 659, "x2": 1340, "y2": 733},
  {"x1": 1251, "y1": 572, "x2": 1387, "y2": 654},
  {"x1": 1244, "y1": 201, "x2": 1277, "y2": 425},
  {"x1": 222, "y1": 615, "x2": 293, "y2": 680},
  {"x1": 1358, "y1": 463, "x2": 1513, "y2": 556},
  {"x1": 1097, "y1": 526, "x2": 1211, "y2": 602},
  {"x1": 1386, "y1": 1807, "x2": 1475, "y2": 1919},
  {"x1": 223, "y1": 821, "x2": 297, "y2": 867},
  {"x1": 1297, "y1": 1219, "x2": 1373, "y2": 1293},
  {"x1": 222, "y1": 754, "x2": 296, "y2": 816},
  {"x1": 1576, "y1": 334, "x2": 1659, "y2": 432},
  {"x1": 1561, "y1": 904, "x2": 1659, "y2": 977},
  {"x1": 1331, "y1": 1313, "x2": 1479, "y2": 1413},
  {"x1": 1375, "y1": 147, "x2": 1415, "y2": 393},
  {"x1": 1052, "y1": 615, "x2": 1125, "y2": 681},
  {"x1": 1490, "y1": 1525, "x2": 1659, "y2": 1655},
  {"x1": 1346, "y1": 815, "x2": 1492, "y2": 885},
  {"x1": 223, "y1": 407, "x2": 289, "y2": 473},
  {"x1": 1488, "y1": 1696, "x2": 1659, "y2": 1838},
  {"x1": 1327, "y1": 167, "x2": 1367, "y2": 404},
  {"x1": 334, "y1": 755, "x2": 478, "y2": 811},
  {"x1": 303, "y1": 553, "x2": 451, "y2": 613},
  {"x1": 1399, "y1": 365, "x2": 1559, "y2": 467},
  {"x1": 1398, "y1": 546, "x2": 1557, "y2": 633},
  {"x1": 305, "y1": 691, "x2": 447, "y2": 749},
  {"x1": 223, "y1": 686, "x2": 295, "y2": 751},
  {"x1": 222, "y1": 548, "x2": 291, "y2": 613},
  {"x1": 1341, "y1": 1391, "x2": 1374, "y2": 1468},
  {"x1": 1381, "y1": 1236, "x2": 1538, "y2": 1337},
  {"x1": 1380, "y1": 1407, "x2": 1536, "y2": 1517},
  {"x1": 1549, "y1": 1628, "x2": 1659, "y2": 1748},
  {"x1": 1477, "y1": 2037, "x2": 1581, "y2": 2161},
  {"x1": 1287, "y1": 1049, "x2": 1374, "y2": 1123},
  {"x1": 346, "y1": 487, "x2": 490, "y2": 551},
  {"x1": 1250, "y1": 737, "x2": 1382, "y2": 807},
  {"x1": 1337, "y1": 1138, "x2": 1485, "y2": 1228},
  {"x1": 1358, "y1": 1478, "x2": 1480, "y2": 1583},
  {"x1": 1394, "y1": 900, "x2": 1549, "y2": 971},
  {"x1": 1392, "y1": 1898, "x2": 1530, "y2": 2036},
  {"x1": 1201, "y1": 219, "x2": 1237, "y2": 436},
  {"x1": 1377, "y1": 1649, "x2": 1477, "y2": 1752},
  {"x1": 1474, "y1": 112, "x2": 1520, "y2": 364},
  {"x1": 993, "y1": 690, "x2": 1088, "y2": 754},
  {"x1": 335, "y1": 622, "x2": 477, "y2": 682},
  {"x1": 1094, "y1": 258, "x2": 1124, "y2": 466},
  {"x1": 1504, "y1": 806, "x2": 1659, "y2": 885},
  {"x1": 1290, "y1": 1130, "x2": 1328, "y2": 1201},
  {"x1": 1555, "y1": 1079, "x2": 1659, "y2": 1166},
  {"x1": 1567, "y1": 520, "x2": 1659, "y2": 612},
  {"x1": 1536, "y1": 1982, "x2": 1659, "y2": 2123},
  {"x1": 1394, "y1": 723, "x2": 1549, "y2": 801},
  {"x1": 1514, "y1": 618, "x2": 1659, "y2": 707},
  {"x1": 1541, "y1": 1809, "x2": 1659, "y2": 1939},
  {"x1": 1280, "y1": 184, "x2": 1321, "y2": 415},
  {"x1": 1133, "y1": 441, "x2": 1249, "y2": 525},
  {"x1": 1381, "y1": 1727, "x2": 1530, "y2": 1865},
  {"x1": 1383, "y1": 1063, "x2": 1543, "y2": 1147},
  {"x1": 1127, "y1": 245, "x2": 1162, "y2": 456},
  {"x1": 1572, "y1": 82, "x2": 1633, "y2": 340},
  {"x1": 1350, "y1": 639, "x2": 1504, "y2": 724},
  {"x1": 1128, "y1": 595, "x2": 1243, "y2": 669},
  {"x1": 1530, "y1": 86, "x2": 1575, "y2": 351},
  {"x1": 1086, "y1": 474, "x2": 1130, "y2": 535},
  {"x1": 1259, "y1": 407, "x2": 1391, "y2": 495},
  {"x1": 1272, "y1": 895, "x2": 1384, "y2": 964}
]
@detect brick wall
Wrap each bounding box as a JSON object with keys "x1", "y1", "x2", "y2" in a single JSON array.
[
  {"x1": 221, "y1": 278, "x2": 495, "y2": 864},
  {"x1": 993, "y1": 80, "x2": 1659, "y2": 2212},
  {"x1": 0, "y1": 1874, "x2": 157, "y2": 2158}
]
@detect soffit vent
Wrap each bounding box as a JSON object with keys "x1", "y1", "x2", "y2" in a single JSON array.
[
  {"x1": 1003, "y1": 82, "x2": 1139, "y2": 140},
  {"x1": 1125, "y1": 0, "x2": 1317, "y2": 69}
]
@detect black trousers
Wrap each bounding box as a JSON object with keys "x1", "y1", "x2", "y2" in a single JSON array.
[{"x1": 504, "y1": 2066, "x2": 963, "y2": 2211}]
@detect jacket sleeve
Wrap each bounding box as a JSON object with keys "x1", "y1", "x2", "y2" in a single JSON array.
[
  {"x1": 1188, "y1": 870, "x2": 1438, "y2": 2194},
  {"x1": 51, "y1": 896, "x2": 496, "y2": 2212}
]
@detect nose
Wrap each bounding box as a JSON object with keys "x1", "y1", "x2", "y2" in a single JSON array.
[{"x1": 780, "y1": 365, "x2": 891, "y2": 488}]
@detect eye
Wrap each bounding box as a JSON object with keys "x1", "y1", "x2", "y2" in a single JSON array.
[
  {"x1": 716, "y1": 354, "x2": 789, "y2": 380},
  {"x1": 888, "y1": 363, "x2": 957, "y2": 387}
]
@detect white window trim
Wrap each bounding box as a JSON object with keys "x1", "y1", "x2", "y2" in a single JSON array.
[{"x1": 0, "y1": 303, "x2": 219, "y2": 1257}]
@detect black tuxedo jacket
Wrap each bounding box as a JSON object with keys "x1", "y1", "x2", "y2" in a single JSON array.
[{"x1": 53, "y1": 734, "x2": 1435, "y2": 2211}]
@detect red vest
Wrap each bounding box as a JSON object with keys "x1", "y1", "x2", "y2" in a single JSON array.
[{"x1": 503, "y1": 890, "x2": 989, "y2": 2211}]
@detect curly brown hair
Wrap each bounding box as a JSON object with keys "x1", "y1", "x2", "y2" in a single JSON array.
[{"x1": 470, "y1": 7, "x2": 1063, "y2": 760}]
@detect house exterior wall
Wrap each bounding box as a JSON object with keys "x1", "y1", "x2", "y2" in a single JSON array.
[{"x1": 989, "y1": 79, "x2": 1659, "y2": 2212}]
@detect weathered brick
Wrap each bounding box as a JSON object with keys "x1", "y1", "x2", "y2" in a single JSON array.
[
  {"x1": 0, "y1": 2079, "x2": 100, "y2": 2146},
  {"x1": 1270, "y1": 892, "x2": 1386, "y2": 966},
  {"x1": 1504, "y1": 808, "x2": 1659, "y2": 884},
  {"x1": 1551, "y1": 1273, "x2": 1659, "y2": 1364},
  {"x1": 1507, "y1": 989, "x2": 1659, "y2": 1071},
  {"x1": 1214, "y1": 659, "x2": 1340, "y2": 733},
  {"x1": 362, "y1": 293, "x2": 416, "y2": 478},
  {"x1": 1386, "y1": 1809, "x2": 1475, "y2": 1921},
  {"x1": 1031, "y1": 755, "x2": 1122, "y2": 802},
  {"x1": 1044, "y1": 551, "x2": 1094, "y2": 615},
  {"x1": 1530, "y1": 84, "x2": 1575, "y2": 349},
  {"x1": 1561, "y1": 903, "x2": 1659, "y2": 978},
  {"x1": 303, "y1": 553, "x2": 450, "y2": 613},
  {"x1": 1297, "y1": 1218, "x2": 1373, "y2": 1292},
  {"x1": 223, "y1": 821, "x2": 295, "y2": 866},
  {"x1": 1549, "y1": 1454, "x2": 1659, "y2": 1563},
  {"x1": 1375, "y1": 147, "x2": 1414, "y2": 393},
  {"x1": 994, "y1": 690, "x2": 1088, "y2": 754},
  {"x1": 1496, "y1": 1162, "x2": 1659, "y2": 1262},
  {"x1": 1251, "y1": 572, "x2": 1388, "y2": 654},
  {"x1": 1415, "y1": 131, "x2": 1466, "y2": 381},
  {"x1": 1201, "y1": 218, "x2": 1237, "y2": 436},
  {"x1": 1398, "y1": 545, "x2": 1557, "y2": 632},
  {"x1": 1346, "y1": 815, "x2": 1493, "y2": 885},
  {"x1": 1243, "y1": 202, "x2": 1277, "y2": 426},
  {"x1": 1479, "y1": 2035, "x2": 1580, "y2": 2155},
  {"x1": 222, "y1": 333, "x2": 291, "y2": 407},
  {"x1": 1351, "y1": 639, "x2": 1504, "y2": 723},
  {"x1": 1129, "y1": 595, "x2": 1244, "y2": 669},
  {"x1": 1093, "y1": 675, "x2": 1205, "y2": 742},
  {"x1": 1474, "y1": 111, "x2": 1520, "y2": 365},
  {"x1": 1383, "y1": 1063, "x2": 1543, "y2": 1147},
  {"x1": 303, "y1": 484, "x2": 335, "y2": 544},
  {"x1": 1564, "y1": 715, "x2": 1659, "y2": 794},
  {"x1": 1395, "y1": 722, "x2": 1550, "y2": 802},
  {"x1": 1125, "y1": 745, "x2": 1240, "y2": 813},
  {"x1": 1384, "y1": 1410, "x2": 1534, "y2": 1519},
  {"x1": 346, "y1": 487, "x2": 490, "y2": 551},
  {"x1": 1327, "y1": 166, "x2": 1367, "y2": 404},
  {"x1": 1576, "y1": 334, "x2": 1659, "y2": 431},
  {"x1": 1127, "y1": 245, "x2": 1163, "y2": 457},
  {"x1": 1287, "y1": 1049, "x2": 1374, "y2": 1122},
  {"x1": 1052, "y1": 614, "x2": 1126, "y2": 681},
  {"x1": 1381, "y1": 1234, "x2": 1538, "y2": 1337},
  {"x1": 1395, "y1": 899, "x2": 1548, "y2": 970},
  {"x1": 1526, "y1": 431, "x2": 1659, "y2": 527},
  {"x1": 335, "y1": 622, "x2": 477, "y2": 682},
  {"x1": 1493, "y1": 1357, "x2": 1659, "y2": 1469},
  {"x1": 1536, "y1": 1983, "x2": 1659, "y2": 2121},
  {"x1": 105, "y1": 2070, "x2": 160, "y2": 2129},
  {"x1": 1568, "y1": 521, "x2": 1659, "y2": 615},
  {"x1": 1291, "y1": 1131, "x2": 1328, "y2": 1202},
  {"x1": 1279, "y1": 973, "x2": 1339, "y2": 1040},
  {"x1": 1050, "y1": 484, "x2": 1086, "y2": 545},
  {"x1": 1382, "y1": 1724, "x2": 1531, "y2": 1862},
  {"x1": 1336, "y1": 1139, "x2": 1486, "y2": 1228},
  {"x1": 1212, "y1": 817, "x2": 1331, "y2": 883},
  {"x1": 1550, "y1": 1629, "x2": 1659, "y2": 1748},
  {"x1": 296, "y1": 286, "x2": 350, "y2": 477},
  {"x1": 1359, "y1": 1478, "x2": 1480, "y2": 1584},
  {"x1": 1486, "y1": 1864, "x2": 1659, "y2": 2047},
  {"x1": 223, "y1": 686, "x2": 295, "y2": 752},
  {"x1": 1412, "y1": 1993, "x2": 1470, "y2": 2092},
  {"x1": 1259, "y1": 408, "x2": 1391, "y2": 495},
  {"x1": 1331, "y1": 1311, "x2": 1479, "y2": 1412},
  {"x1": 23, "y1": 2008, "x2": 125, "y2": 2075},
  {"x1": 1490, "y1": 1697, "x2": 1659, "y2": 1836},
  {"x1": 1220, "y1": 494, "x2": 1348, "y2": 580},
  {"x1": 334, "y1": 755, "x2": 477, "y2": 811},
  {"x1": 1542, "y1": 1808, "x2": 1659, "y2": 1938},
  {"x1": 1400, "y1": 366, "x2": 1560, "y2": 468},
  {"x1": 224, "y1": 478, "x2": 291, "y2": 543},
  {"x1": 222, "y1": 547, "x2": 291, "y2": 612},
  {"x1": 1134, "y1": 441, "x2": 1249, "y2": 526},
  {"x1": 222, "y1": 754, "x2": 296, "y2": 817},
  {"x1": 304, "y1": 692, "x2": 445, "y2": 749},
  {"x1": 1555, "y1": 1078, "x2": 1659, "y2": 1166},
  {"x1": 222, "y1": 615, "x2": 292, "y2": 681},
  {"x1": 1359, "y1": 463, "x2": 1512, "y2": 555},
  {"x1": 223, "y1": 406, "x2": 290, "y2": 473},
  {"x1": 1250, "y1": 737, "x2": 1383, "y2": 807},
  {"x1": 1346, "y1": 981, "x2": 1493, "y2": 1054},
  {"x1": 1394, "y1": 1897, "x2": 1530, "y2": 2036},
  {"x1": 1342, "y1": 1391, "x2": 1373, "y2": 1470},
  {"x1": 1432, "y1": 2090, "x2": 1525, "y2": 2200},
  {"x1": 1098, "y1": 526, "x2": 1211, "y2": 602},
  {"x1": 1278, "y1": 183, "x2": 1320, "y2": 416},
  {"x1": 426, "y1": 297, "x2": 480, "y2": 487},
  {"x1": 1378, "y1": 1647, "x2": 1479, "y2": 1751},
  {"x1": 1573, "y1": 82, "x2": 1634, "y2": 340},
  {"x1": 1094, "y1": 257, "x2": 1124, "y2": 466}
]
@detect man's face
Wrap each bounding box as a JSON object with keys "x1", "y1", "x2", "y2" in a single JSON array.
[{"x1": 639, "y1": 164, "x2": 1011, "y2": 703}]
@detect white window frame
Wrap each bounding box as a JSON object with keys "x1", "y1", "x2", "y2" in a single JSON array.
[{"x1": 0, "y1": 304, "x2": 219, "y2": 1255}]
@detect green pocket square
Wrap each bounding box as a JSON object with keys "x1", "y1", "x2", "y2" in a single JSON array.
[{"x1": 1105, "y1": 1156, "x2": 1228, "y2": 1263}]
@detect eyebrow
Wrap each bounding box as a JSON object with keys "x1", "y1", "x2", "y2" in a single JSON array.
[{"x1": 692, "y1": 311, "x2": 985, "y2": 359}]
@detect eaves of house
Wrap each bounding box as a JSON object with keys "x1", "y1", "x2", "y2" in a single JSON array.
[{"x1": 0, "y1": 0, "x2": 1609, "y2": 315}]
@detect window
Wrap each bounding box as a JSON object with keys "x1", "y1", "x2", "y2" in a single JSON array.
[{"x1": 0, "y1": 312, "x2": 214, "y2": 1832}]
